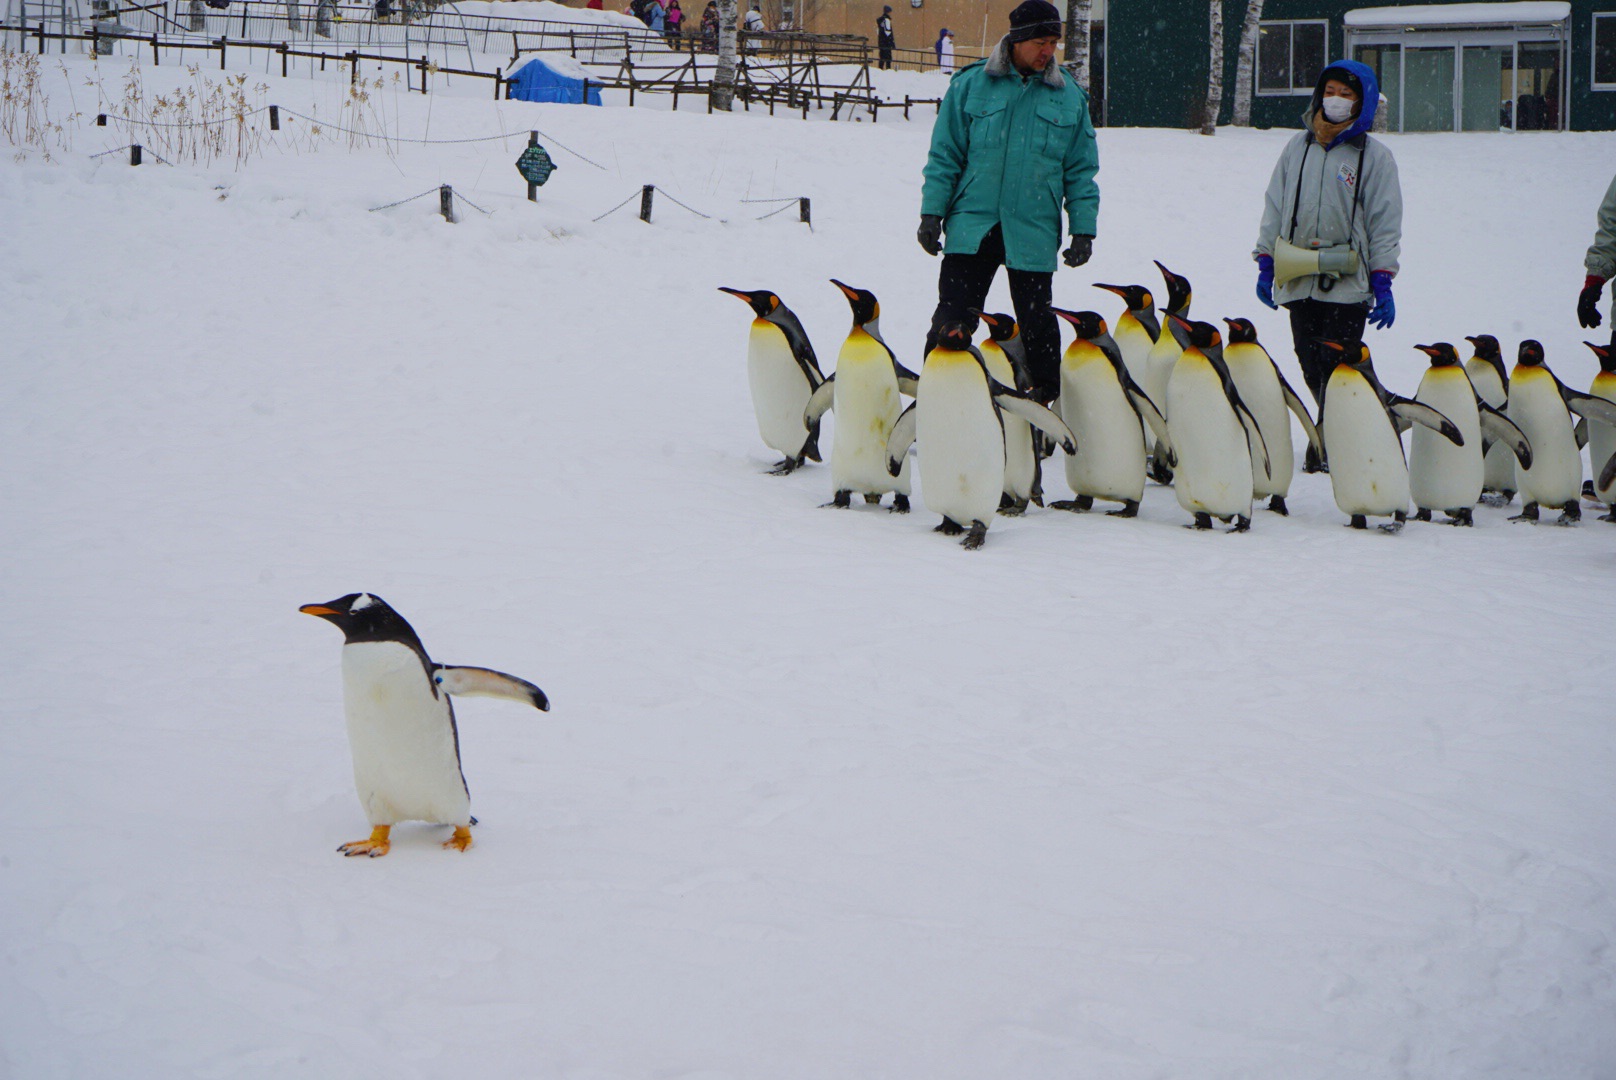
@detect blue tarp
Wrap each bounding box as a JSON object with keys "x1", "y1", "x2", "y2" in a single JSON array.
[{"x1": 508, "y1": 58, "x2": 603, "y2": 106}]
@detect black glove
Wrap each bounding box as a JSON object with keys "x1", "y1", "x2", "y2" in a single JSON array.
[
  {"x1": 917, "y1": 215, "x2": 943, "y2": 256},
  {"x1": 1063, "y1": 235, "x2": 1093, "y2": 268},
  {"x1": 1579, "y1": 275, "x2": 1606, "y2": 329}
]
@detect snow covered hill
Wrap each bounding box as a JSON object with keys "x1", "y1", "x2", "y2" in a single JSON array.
[{"x1": 2, "y1": 51, "x2": 1613, "y2": 1079}]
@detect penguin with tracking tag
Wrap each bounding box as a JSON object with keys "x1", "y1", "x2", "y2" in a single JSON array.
[
  {"x1": 1164, "y1": 316, "x2": 1268, "y2": 532},
  {"x1": 804, "y1": 280, "x2": 917, "y2": 512},
  {"x1": 301, "y1": 593, "x2": 549, "y2": 857},
  {"x1": 1464, "y1": 334, "x2": 1516, "y2": 505},
  {"x1": 1407, "y1": 343, "x2": 1532, "y2": 526},
  {"x1": 1317, "y1": 340, "x2": 1464, "y2": 532},
  {"x1": 1584, "y1": 342, "x2": 1616, "y2": 520},
  {"x1": 1505, "y1": 340, "x2": 1616, "y2": 524},
  {"x1": 1049, "y1": 308, "x2": 1171, "y2": 518},
  {"x1": 886, "y1": 322, "x2": 1077, "y2": 549},
  {"x1": 976, "y1": 311, "x2": 1042, "y2": 514},
  {"x1": 719, "y1": 287, "x2": 826, "y2": 475},
  {"x1": 1221, "y1": 318, "x2": 1322, "y2": 516}
]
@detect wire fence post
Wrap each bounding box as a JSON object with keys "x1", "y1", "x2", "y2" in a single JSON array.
[
  {"x1": 526, "y1": 130, "x2": 538, "y2": 202},
  {"x1": 269, "y1": 104, "x2": 280, "y2": 130},
  {"x1": 439, "y1": 184, "x2": 457, "y2": 223},
  {"x1": 799, "y1": 197, "x2": 810, "y2": 226},
  {"x1": 130, "y1": 144, "x2": 143, "y2": 165},
  {"x1": 639, "y1": 184, "x2": 654, "y2": 223}
]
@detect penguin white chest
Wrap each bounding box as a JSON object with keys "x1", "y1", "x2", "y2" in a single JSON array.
[
  {"x1": 341, "y1": 641, "x2": 470, "y2": 827},
  {"x1": 1508, "y1": 371, "x2": 1581, "y2": 506},
  {"x1": 747, "y1": 321, "x2": 813, "y2": 457},
  {"x1": 916, "y1": 357, "x2": 1003, "y2": 525},
  {"x1": 1060, "y1": 350, "x2": 1145, "y2": 502},
  {"x1": 1466, "y1": 362, "x2": 1515, "y2": 493},
  {"x1": 1590, "y1": 374, "x2": 1616, "y2": 502},
  {"x1": 1323, "y1": 375, "x2": 1409, "y2": 516},
  {"x1": 1409, "y1": 372, "x2": 1482, "y2": 513},
  {"x1": 1167, "y1": 357, "x2": 1253, "y2": 517},
  {"x1": 831, "y1": 335, "x2": 907, "y2": 494}
]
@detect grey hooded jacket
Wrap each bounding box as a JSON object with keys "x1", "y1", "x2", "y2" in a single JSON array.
[
  {"x1": 1254, "y1": 75, "x2": 1402, "y2": 307},
  {"x1": 1585, "y1": 173, "x2": 1616, "y2": 280}
]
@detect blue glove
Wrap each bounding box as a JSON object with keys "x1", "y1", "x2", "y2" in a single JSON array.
[
  {"x1": 1256, "y1": 254, "x2": 1277, "y2": 309},
  {"x1": 1367, "y1": 270, "x2": 1395, "y2": 329}
]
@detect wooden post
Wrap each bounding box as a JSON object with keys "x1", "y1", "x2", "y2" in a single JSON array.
[
  {"x1": 280, "y1": 43, "x2": 288, "y2": 77},
  {"x1": 130, "y1": 144, "x2": 143, "y2": 165},
  {"x1": 349, "y1": 51, "x2": 358, "y2": 86},
  {"x1": 625, "y1": 57, "x2": 634, "y2": 106},
  {"x1": 672, "y1": 83, "x2": 679, "y2": 111},
  {"x1": 639, "y1": 184, "x2": 654, "y2": 223},
  {"x1": 439, "y1": 185, "x2": 457, "y2": 223},
  {"x1": 151, "y1": 32, "x2": 159, "y2": 64},
  {"x1": 418, "y1": 56, "x2": 427, "y2": 93},
  {"x1": 97, "y1": 113, "x2": 107, "y2": 126},
  {"x1": 526, "y1": 130, "x2": 538, "y2": 202},
  {"x1": 799, "y1": 197, "x2": 810, "y2": 226},
  {"x1": 903, "y1": 94, "x2": 910, "y2": 120},
  {"x1": 218, "y1": 36, "x2": 225, "y2": 69},
  {"x1": 269, "y1": 104, "x2": 280, "y2": 129}
]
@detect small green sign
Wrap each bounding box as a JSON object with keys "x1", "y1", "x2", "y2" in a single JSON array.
[{"x1": 516, "y1": 144, "x2": 557, "y2": 186}]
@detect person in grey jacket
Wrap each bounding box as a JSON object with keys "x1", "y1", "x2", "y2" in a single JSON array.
[
  {"x1": 1254, "y1": 59, "x2": 1402, "y2": 417},
  {"x1": 1577, "y1": 172, "x2": 1616, "y2": 343}
]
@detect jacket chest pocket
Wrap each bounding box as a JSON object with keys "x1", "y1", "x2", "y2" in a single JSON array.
[
  {"x1": 1035, "y1": 101, "x2": 1076, "y2": 162},
  {"x1": 965, "y1": 97, "x2": 1009, "y2": 151}
]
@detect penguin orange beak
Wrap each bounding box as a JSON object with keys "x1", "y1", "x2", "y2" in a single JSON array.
[
  {"x1": 1093, "y1": 283, "x2": 1126, "y2": 297},
  {"x1": 830, "y1": 279, "x2": 859, "y2": 300},
  {"x1": 976, "y1": 311, "x2": 999, "y2": 328},
  {"x1": 299, "y1": 604, "x2": 338, "y2": 617},
  {"x1": 1168, "y1": 314, "x2": 1193, "y2": 334},
  {"x1": 1414, "y1": 344, "x2": 1441, "y2": 357},
  {"x1": 717, "y1": 286, "x2": 748, "y2": 299},
  {"x1": 1052, "y1": 307, "x2": 1083, "y2": 327}
]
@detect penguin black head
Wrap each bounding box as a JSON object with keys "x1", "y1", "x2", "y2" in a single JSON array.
[
  {"x1": 300, "y1": 593, "x2": 424, "y2": 648},
  {"x1": 976, "y1": 311, "x2": 1020, "y2": 343},
  {"x1": 718, "y1": 287, "x2": 780, "y2": 320},
  {"x1": 1053, "y1": 308, "x2": 1107, "y2": 340},
  {"x1": 1320, "y1": 339, "x2": 1370, "y2": 368},
  {"x1": 1170, "y1": 314, "x2": 1220, "y2": 351},
  {"x1": 830, "y1": 279, "x2": 880, "y2": 329},
  {"x1": 1153, "y1": 261, "x2": 1192, "y2": 315},
  {"x1": 1517, "y1": 340, "x2": 1545, "y2": 367},
  {"x1": 1222, "y1": 317, "x2": 1259, "y2": 345},
  {"x1": 1586, "y1": 341, "x2": 1615, "y2": 373},
  {"x1": 1093, "y1": 283, "x2": 1154, "y2": 314},
  {"x1": 934, "y1": 321, "x2": 973, "y2": 350},
  {"x1": 1464, "y1": 334, "x2": 1501, "y2": 360},
  {"x1": 1415, "y1": 343, "x2": 1461, "y2": 367}
]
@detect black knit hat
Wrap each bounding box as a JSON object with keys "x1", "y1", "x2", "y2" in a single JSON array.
[{"x1": 1007, "y1": 0, "x2": 1061, "y2": 43}]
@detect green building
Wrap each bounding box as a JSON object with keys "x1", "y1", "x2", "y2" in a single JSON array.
[{"x1": 1095, "y1": 0, "x2": 1616, "y2": 131}]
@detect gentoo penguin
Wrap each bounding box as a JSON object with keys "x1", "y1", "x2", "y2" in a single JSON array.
[
  {"x1": 1506, "y1": 340, "x2": 1616, "y2": 524},
  {"x1": 1318, "y1": 340, "x2": 1463, "y2": 532},
  {"x1": 1050, "y1": 308, "x2": 1171, "y2": 518},
  {"x1": 1143, "y1": 261, "x2": 1192, "y2": 482},
  {"x1": 976, "y1": 311, "x2": 1041, "y2": 514},
  {"x1": 1407, "y1": 343, "x2": 1532, "y2": 526},
  {"x1": 718, "y1": 287, "x2": 825, "y2": 474},
  {"x1": 1221, "y1": 318, "x2": 1323, "y2": 515},
  {"x1": 1164, "y1": 317, "x2": 1268, "y2": 532},
  {"x1": 803, "y1": 280, "x2": 917, "y2": 511},
  {"x1": 1585, "y1": 342, "x2": 1616, "y2": 520},
  {"x1": 886, "y1": 322, "x2": 1076, "y2": 549},
  {"x1": 1464, "y1": 334, "x2": 1515, "y2": 505},
  {"x1": 300, "y1": 593, "x2": 549, "y2": 857}
]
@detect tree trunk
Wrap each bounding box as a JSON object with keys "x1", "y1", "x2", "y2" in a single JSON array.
[
  {"x1": 1062, "y1": 0, "x2": 1091, "y2": 89},
  {"x1": 712, "y1": 0, "x2": 739, "y2": 110},
  {"x1": 187, "y1": 0, "x2": 204, "y2": 31},
  {"x1": 1200, "y1": 0, "x2": 1224, "y2": 135},
  {"x1": 315, "y1": 0, "x2": 334, "y2": 36},
  {"x1": 1231, "y1": 0, "x2": 1264, "y2": 126},
  {"x1": 286, "y1": 0, "x2": 302, "y2": 32}
]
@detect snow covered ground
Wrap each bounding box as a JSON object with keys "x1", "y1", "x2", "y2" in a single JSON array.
[{"x1": 2, "y1": 50, "x2": 1614, "y2": 1080}]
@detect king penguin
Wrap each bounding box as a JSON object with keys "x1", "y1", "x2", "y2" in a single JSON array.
[
  {"x1": 1221, "y1": 318, "x2": 1323, "y2": 515},
  {"x1": 1506, "y1": 340, "x2": 1616, "y2": 524},
  {"x1": 803, "y1": 280, "x2": 917, "y2": 511},
  {"x1": 719, "y1": 287, "x2": 826, "y2": 474},
  {"x1": 1164, "y1": 317, "x2": 1268, "y2": 532},
  {"x1": 1143, "y1": 262, "x2": 1193, "y2": 482},
  {"x1": 301, "y1": 593, "x2": 549, "y2": 857},
  {"x1": 1092, "y1": 283, "x2": 1160, "y2": 408},
  {"x1": 1318, "y1": 340, "x2": 1463, "y2": 532},
  {"x1": 1407, "y1": 343, "x2": 1532, "y2": 526},
  {"x1": 976, "y1": 311, "x2": 1041, "y2": 514},
  {"x1": 1464, "y1": 334, "x2": 1516, "y2": 505},
  {"x1": 1050, "y1": 308, "x2": 1171, "y2": 518},
  {"x1": 886, "y1": 322, "x2": 1077, "y2": 549},
  {"x1": 1584, "y1": 341, "x2": 1616, "y2": 520}
]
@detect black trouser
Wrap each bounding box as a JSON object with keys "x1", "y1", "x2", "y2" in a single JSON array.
[
  {"x1": 1285, "y1": 297, "x2": 1371, "y2": 407},
  {"x1": 925, "y1": 225, "x2": 1060, "y2": 401},
  {"x1": 878, "y1": 43, "x2": 892, "y2": 68}
]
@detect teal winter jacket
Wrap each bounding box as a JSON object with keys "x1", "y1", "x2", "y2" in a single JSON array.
[{"x1": 920, "y1": 40, "x2": 1100, "y2": 273}]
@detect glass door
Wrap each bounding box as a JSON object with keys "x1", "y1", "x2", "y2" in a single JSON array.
[
  {"x1": 1354, "y1": 43, "x2": 1401, "y2": 130},
  {"x1": 1404, "y1": 45, "x2": 1456, "y2": 131},
  {"x1": 1514, "y1": 42, "x2": 1562, "y2": 129},
  {"x1": 1462, "y1": 45, "x2": 1511, "y2": 130}
]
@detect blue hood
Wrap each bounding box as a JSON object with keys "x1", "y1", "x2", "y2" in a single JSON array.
[{"x1": 1307, "y1": 58, "x2": 1379, "y2": 147}]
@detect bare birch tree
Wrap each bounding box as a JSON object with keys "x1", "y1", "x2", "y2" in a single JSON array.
[
  {"x1": 711, "y1": 0, "x2": 739, "y2": 111},
  {"x1": 1062, "y1": 0, "x2": 1091, "y2": 89},
  {"x1": 1231, "y1": 0, "x2": 1265, "y2": 126},
  {"x1": 1200, "y1": 0, "x2": 1224, "y2": 134}
]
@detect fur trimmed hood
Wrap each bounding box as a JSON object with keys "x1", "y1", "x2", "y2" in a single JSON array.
[{"x1": 984, "y1": 35, "x2": 1069, "y2": 89}]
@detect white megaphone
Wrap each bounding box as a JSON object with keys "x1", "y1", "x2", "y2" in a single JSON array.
[{"x1": 1272, "y1": 236, "x2": 1361, "y2": 286}]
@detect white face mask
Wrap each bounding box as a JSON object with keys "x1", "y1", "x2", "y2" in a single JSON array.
[{"x1": 1320, "y1": 95, "x2": 1356, "y2": 123}]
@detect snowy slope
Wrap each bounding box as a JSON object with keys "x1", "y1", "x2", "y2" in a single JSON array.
[{"x1": 2, "y1": 53, "x2": 1614, "y2": 1080}]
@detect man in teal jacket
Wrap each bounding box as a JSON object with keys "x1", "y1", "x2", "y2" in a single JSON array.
[{"x1": 918, "y1": 0, "x2": 1099, "y2": 401}]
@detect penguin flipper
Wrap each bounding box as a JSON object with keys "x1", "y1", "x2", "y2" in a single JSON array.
[
  {"x1": 1566, "y1": 392, "x2": 1616, "y2": 429},
  {"x1": 892, "y1": 359, "x2": 921, "y2": 396},
  {"x1": 1278, "y1": 372, "x2": 1324, "y2": 458},
  {"x1": 804, "y1": 375, "x2": 836, "y2": 427},
  {"x1": 1235, "y1": 400, "x2": 1272, "y2": 481},
  {"x1": 995, "y1": 390, "x2": 1078, "y2": 455},
  {"x1": 886, "y1": 404, "x2": 918, "y2": 477},
  {"x1": 433, "y1": 665, "x2": 550, "y2": 711},
  {"x1": 1477, "y1": 402, "x2": 1533, "y2": 469},
  {"x1": 1390, "y1": 399, "x2": 1464, "y2": 447},
  {"x1": 1122, "y1": 383, "x2": 1171, "y2": 451},
  {"x1": 1601, "y1": 448, "x2": 1616, "y2": 493},
  {"x1": 1575, "y1": 417, "x2": 1589, "y2": 449}
]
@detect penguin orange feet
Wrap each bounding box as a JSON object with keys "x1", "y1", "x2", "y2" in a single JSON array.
[
  {"x1": 890, "y1": 493, "x2": 910, "y2": 514},
  {"x1": 442, "y1": 826, "x2": 474, "y2": 853},
  {"x1": 960, "y1": 521, "x2": 988, "y2": 550},
  {"x1": 339, "y1": 825, "x2": 391, "y2": 858}
]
